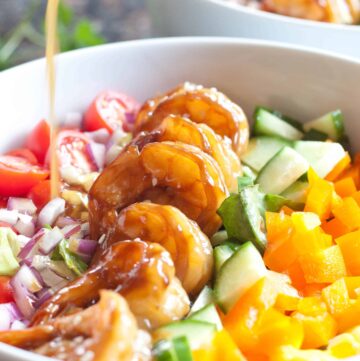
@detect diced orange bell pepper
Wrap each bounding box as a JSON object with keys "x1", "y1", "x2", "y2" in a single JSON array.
[
  {"x1": 322, "y1": 278, "x2": 350, "y2": 316},
  {"x1": 272, "y1": 346, "x2": 334, "y2": 361},
  {"x1": 322, "y1": 217, "x2": 350, "y2": 239},
  {"x1": 299, "y1": 245, "x2": 347, "y2": 284},
  {"x1": 223, "y1": 277, "x2": 277, "y2": 353},
  {"x1": 326, "y1": 152, "x2": 351, "y2": 182},
  {"x1": 280, "y1": 205, "x2": 295, "y2": 215},
  {"x1": 327, "y1": 332, "x2": 360, "y2": 358},
  {"x1": 266, "y1": 211, "x2": 293, "y2": 241},
  {"x1": 302, "y1": 283, "x2": 328, "y2": 297},
  {"x1": 287, "y1": 260, "x2": 307, "y2": 291},
  {"x1": 292, "y1": 297, "x2": 337, "y2": 349},
  {"x1": 339, "y1": 164, "x2": 360, "y2": 189},
  {"x1": 337, "y1": 299, "x2": 360, "y2": 332},
  {"x1": 211, "y1": 330, "x2": 246, "y2": 361},
  {"x1": 336, "y1": 230, "x2": 360, "y2": 275},
  {"x1": 305, "y1": 169, "x2": 334, "y2": 220},
  {"x1": 334, "y1": 177, "x2": 357, "y2": 197},
  {"x1": 333, "y1": 197, "x2": 360, "y2": 231},
  {"x1": 291, "y1": 227, "x2": 332, "y2": 256},
  {"x1": 344, "y1": 276, "x2": 360, "y2": 298},
  {"x1": 258, "y1": 308, "x2": 304, "y2": 354}
]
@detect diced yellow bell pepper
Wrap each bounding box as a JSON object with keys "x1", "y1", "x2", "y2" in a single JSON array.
[
  {"x1": 336, "y1": 230, "x2": 360, "y2": 275},
  {"x1": 322, "y1": 278, "x2": 350, "y2": 316},
  {"x1": 327, "y1": 332, "x2": 360, "y2": 358},
  {"x1": 333, "y1": 197, "x2": 360, "y2": 231}
]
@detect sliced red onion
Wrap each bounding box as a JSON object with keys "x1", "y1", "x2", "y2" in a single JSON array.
[
  {"x1": 7, "y1": 198, "x2": 37, "y2": 215},
  {"x1": 38, "y1": 227, "x2": 64, "y2": 255},
  {"x1": 10, "y1": 273, "x2": 37, "y2": 319},
  {"x1": 81, "y1": 222, "x2": 90, "y2": 237},
  {"x1": 125, "y1": 111, "x2": 136, "y2": 124},
  {"x1": 63, "y1": 111, "x2": 82, "y2": 129},
  {"x1": 16, "y1": 264, "x2": 43, "y2": 293},
  {"x1": 39, "y1": 268, "x2": 66, "y2": 289},
  {"x1": 85, "y1": 128, "x2": 110, "y2": 144},
  {"x1": 14, "y1": 214, "x2": 35, "y2": 237},
  {"x1": 0, "y1": 302, "x2": 23, "y2": 330},
  {"x1": 11, "y1": 320, "x2": 27, "y2": 330},
  {"x1": 86, "y1": 142, "x2": 106, "y2": 170},
  {"x1": 62, "y1": 224, "x2": 81, "y2": 238},
  {"x1": 0, "y1": 209, "x2": 19, "y2": 225},
  {"x1": 38, "y1": 198, "x2": 65, "y2": 228},
  {"x1": 56, "y1": 216, "x2": 78, "y2": 228},
  {"x1": 34, "y1": 288, "x2": 54, "y2": 308},
  {"x1": 17, "y1": 235, "x2": 31, "y2": 249},
  {"x1": 69, "y1": 238, "x2": 97, "y2": 256},
  {"x1": 18, "y1": 229, "x2": 45, "y2": 261}
]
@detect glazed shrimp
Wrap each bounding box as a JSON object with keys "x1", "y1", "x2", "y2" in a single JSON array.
[
  {"x1": 31, "y1": 239, "x2": 190, "y2": 329},
  {"x1": 104, "y1": 202, "x2": 213, "y2": 295},
  {"x1": 134, "y1": 82, "x2": 249, "y2": 156},
  {"x1": 154, "y1": 115, "x2": 242, "y2": 192},
  {"x1": 0, "y1": 291, "x2": 151, "y2": 361},
  {"x1": 262, "y1": 0, "x2": 355, "y2": 23},
  {"x1": 89, "y1": 141, "x2": 228, "y2": 238}
]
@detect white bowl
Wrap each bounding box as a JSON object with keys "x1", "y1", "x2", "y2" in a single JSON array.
[
  {"x1": 0, "y1": 37, "x2": 360, "y2": 360},
  {"x1": 147, "y1": 0, "x2": 360, "y2": 58}
]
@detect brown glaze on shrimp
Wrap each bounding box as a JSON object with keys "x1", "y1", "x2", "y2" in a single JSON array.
[
  {"x1": 31, "y1": 239, "x2": 190, "y2": 329},
  {"x1": 89, "y1": 141, "x2": 228, "y2": 239},
  {"x1": 102, "y1": 202, "x2": 213, "y2": 295},
  {"x1": 155, "y1": 115, "x2": 242, "y2": 192},
  {"x1": 134, "y1": 82, "x2": 249, "y2": 156},
  {"x1": 0, "y1": 291, "x2": 151, "y2": 361}
]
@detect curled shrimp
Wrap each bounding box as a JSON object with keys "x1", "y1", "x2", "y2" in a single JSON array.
[
  {"x1": 104, "y1": 202, "x2": 213, "y2": 295},
  {"x1": 31, "y1": 239, "x2": 190, "y2": 329},
  {"x1": 89, "y1": 141, "x2": 228, "y2": 238},
  {"x1": 262, "y1": 0, "x2": 357, "y2": 22},
  {"x1": 134, "y1": 82, "x2": 249, "y2": 156},
  {"x1": 154, "y1": 115, "x2": 242, "y2": 192},
  {"x1": 0, "y1": 290, "x2": 151, "y2": 361}
]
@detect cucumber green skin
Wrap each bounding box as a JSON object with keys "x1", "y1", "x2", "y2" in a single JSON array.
[
  {"x1": 153, "y1": 340, "x2": 178, "y2": 361},
  {"x1": 214, "y1": 242, "x2": 267, "y2": 313},
  {"x1": 188, "y1": 303, "x2": 223, "y2": 330},
  {"x1": 214, "y1": 245, "x2": 234, "y2": 273},
  {"x1": 172, "y1": 336, "x2": 193, "y2": 361},
  {"x1": 253, "y1": 108, "x2": 303, "y2": 140},
  {"x1": 155, "y1": 320, "x2": 216, "y2": 350},
  {"x1": 217, "y1": 188, "x2": 266, "y2": 254},
  {"x1": 303, "y1": 128, "x2": 328, "y2": 141}
]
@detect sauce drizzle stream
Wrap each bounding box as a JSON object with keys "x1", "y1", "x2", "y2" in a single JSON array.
[{"x1": 45, "y1": 0, "x2": 60, "y2": 199}]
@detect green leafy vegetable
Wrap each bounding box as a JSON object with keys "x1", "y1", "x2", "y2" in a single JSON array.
[
  {"x1": 0, "y1": 227, "x2": 20, "y2": 276},
  {"x1": 54, "y1": 239, "x2": 88, "y2": 276}
]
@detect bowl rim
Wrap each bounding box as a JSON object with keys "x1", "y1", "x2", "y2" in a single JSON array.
[
  {"x1": 2, "y1": 37, "x2": 360, "y2": 78},
  {"x1": 204, "y1": 0, "x2": 360, "y2": 31}
]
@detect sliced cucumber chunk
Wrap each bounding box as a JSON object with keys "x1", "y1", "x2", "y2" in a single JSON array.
[
  {"x1": 210, "y1": 230, "x2": 228, "y2": 246},
  {"x1": 153, "y1": 340, "x2": 177, "y2": 361},
  {"x1": 242, "y1": 165, "x2": 258, "y2": 181},
  {"x1": 237, "y1": 175, "x2": 254, "y2": 190},
  {"x1": 218, "y1": 187, "x2": 266, "y2": 253},
  {"x1": 304, "y1": 110, "x2": 344, "y2": 141},
  {"x1": 303, "y1": 128, "x2": 328, "y2": 141},
  {"x1": 256, "y1": 147, "x2": 309, "y2": 194},
  {"x1": 241, "y1": 136, "x2": 292, "y2": 172},
  {"x1": 264, "y1": 194, "x2": 303, "y2": 212},
  {"x1": 281, "y1": 181, "x2": 309, "y2": 203},
  {"x1": 253, "y1": 107, "x2": 303, "y2": 140},
  {"x1": 214, "y1": 242, "x2": 267, "y2": 313},
  {"x1": 214, "y1": 242, "x2": 241, "y2": 273},
  {"x1": 172, "y1": 336, "x2": 193, "y2": 361},
  {"x1": 188, "y1": 303, "x2": 222, "y2": 330},
  {"x1": 189, "y1": 286, "x2": 214, "y2": 314},
  {"x1": 293, "y1": 141, "x2": 346, "y2": 178},
  {"x1": 153, "y1": 320, "x2": 216, "y2": 350}
]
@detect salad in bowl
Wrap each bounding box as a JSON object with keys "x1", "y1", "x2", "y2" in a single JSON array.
[{"x1": 0, "y1": 78, "x2": 359, "y2": 360}]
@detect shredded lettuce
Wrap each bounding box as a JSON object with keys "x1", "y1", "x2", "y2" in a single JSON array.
[
  {"x1": 52, "y1": 239, "x2": 87, "y2": 276},
  {"x1": 0, "y1": 227, "x2": 20, "y2": 276}
]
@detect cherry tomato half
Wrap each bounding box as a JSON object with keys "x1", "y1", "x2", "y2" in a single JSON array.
[
  {"x1": 28, "y1": 179, "x2": 51, "y2": 210},
  {"x1": 0, "y1": 155, "x2": 49, "y2": 197},
  {"x1": 0, "y1": 276, "x2": 14, "y2": 303},
  {"x1": 25, "y1": 120, "x2": 50, "y2": 164},
  {"x1": 56, "y1": 130, "x2": 97, "y2": 173},
  {"x1": 6, "y1": 148, "x2": 38, "y2": 165},
  {"x1": 83, "y1": 91, "x2": 139, "y2": 133}
]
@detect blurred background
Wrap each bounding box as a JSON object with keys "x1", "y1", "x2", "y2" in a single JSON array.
[{"x1": 0, "y1": 0, "x2": 150, "y2": 70}]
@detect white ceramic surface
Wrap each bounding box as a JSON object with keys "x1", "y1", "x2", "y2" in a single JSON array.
[
  {"x1": 147, "y1": 0, "x2": 360, "y2": 58},
  {"x1": 0, "y1": 37, "x2": 360, "y2": 360}
]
